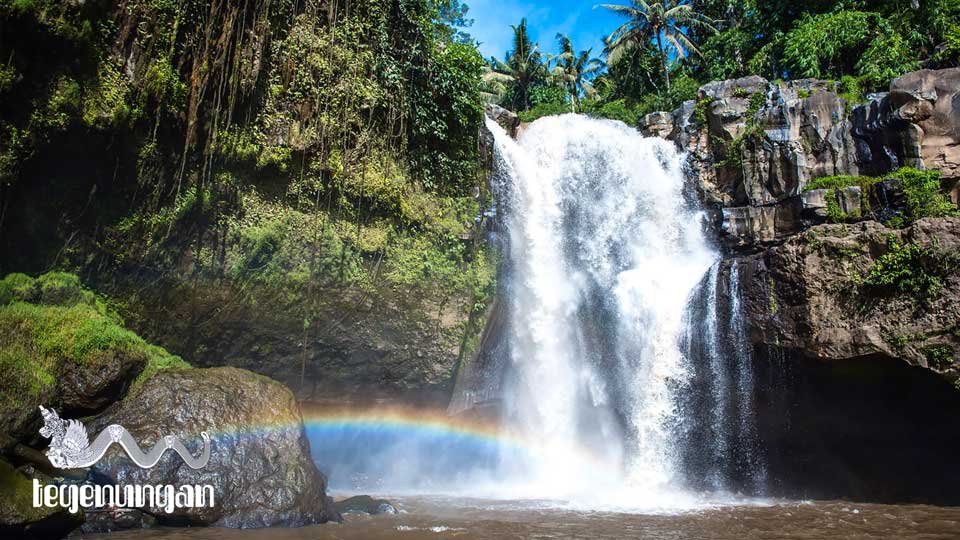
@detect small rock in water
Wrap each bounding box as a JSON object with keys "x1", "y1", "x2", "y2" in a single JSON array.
[{"x1": 336, "y1": 495, "x2": 398, "y2": 515}]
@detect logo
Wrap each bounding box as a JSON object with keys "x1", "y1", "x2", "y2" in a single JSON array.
[
  {"x1": 34, "y1": 406, "x2": 215, "y2": 514},
  {"x1": 38, "y1": 405, "x2": 211, "y2": 469}
]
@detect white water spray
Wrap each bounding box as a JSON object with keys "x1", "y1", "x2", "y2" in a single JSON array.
[{"x1": 485, "y1": 115, "x2": 717, "y2": 502}]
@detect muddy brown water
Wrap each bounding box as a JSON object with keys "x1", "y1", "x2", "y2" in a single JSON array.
[{"x1": 86, "y1": 495, "x2": 960, "y2": 539}]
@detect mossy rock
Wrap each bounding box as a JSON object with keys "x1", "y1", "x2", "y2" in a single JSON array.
[
  {"x1": 0, "y1": 272, "x2": 189, "y2": 438},
  {"x1": 0, "y1": 273, "x2": 39, "y2": 305},
  {"x1": 0, "y1": 459, "x2": 53, "y2": 526},
  {"x1": 0, "y1": 459, "x2": 83, "y2": 536}
]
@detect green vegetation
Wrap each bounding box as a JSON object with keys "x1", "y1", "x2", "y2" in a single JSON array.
[
  {"x1": 923, "y1": 345, "x2": 956, "y2": 370},
  {"x1": 888, "y1": 167, "x2": 959, "y2": 226},
  {"x1": 0, "y1": 272, "x2": 188, "y2": 411},
  {"x1": 862, "y1": 239, "x2": 959, "y2": 305},
  {"x1": 0, "y1": 0, "x2": 494, "y2": 357},
  {"x1": 550, "y1": 34, "x2": 604, "y2": 113},
  {"x1": 598, "y1": 0, "x2": 717, "y2": 92},
  {"x1": 483, "y1": 1, "x2": 959, "y2": 124},
  {"x1": 801, "y1": 168, "x2": 957, "y2": 225},
  {"x1": 803, "y1": 174, "x2": 881, "y2": 222}
]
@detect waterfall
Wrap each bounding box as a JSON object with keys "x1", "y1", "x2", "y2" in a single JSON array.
[
  {"x1": 484, "y1": 115, "x2": 718, "y2": 501},
  {"x1": 677, "y1": 260, "x2": 766, "y2": 495}
]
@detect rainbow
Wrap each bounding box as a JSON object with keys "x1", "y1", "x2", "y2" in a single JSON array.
[{"x1": 298, "y1": 404, "x2": 527, "y2": 452}]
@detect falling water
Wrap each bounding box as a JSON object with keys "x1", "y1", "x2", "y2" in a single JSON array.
[
  {"x1": 678, "y1": 260, "x2": 766, "y2": 495},
  {"x1": 484, "y1": 115, "x2": 718, "y2": 502}
]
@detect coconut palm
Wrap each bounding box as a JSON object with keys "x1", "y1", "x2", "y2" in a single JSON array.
[
  {"x1": 598, "y1": 0, "x2": 717, "y2": 91},
  {"x1": 485, "y1": 18, "x2": 546, "y2": 111},
  {"x1": 550, "y1": 34, "x2": 604, "y2": 113}
]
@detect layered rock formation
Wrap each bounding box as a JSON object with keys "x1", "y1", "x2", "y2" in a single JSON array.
[
  {"x1": 642, "y1": 67, "x2": 960, "y2": 248},
  {"x1": 646, "y1": 69, "x2": 960, "y2": 502}
]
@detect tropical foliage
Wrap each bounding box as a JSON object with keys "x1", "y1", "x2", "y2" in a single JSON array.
[{"x1": 484, "y1": 0, "x2": 960, "y2": 123}]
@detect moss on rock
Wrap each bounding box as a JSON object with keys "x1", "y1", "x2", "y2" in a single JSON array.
[{"x1": 0, "y1": 271, "x2": 189, "y2": 436}]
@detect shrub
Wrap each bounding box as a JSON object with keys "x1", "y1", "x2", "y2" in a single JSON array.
[
  {"x1": 783, "y1": 11, "x2": 877, "y2": 79},
  {"x1": 923, "y1": 345, "x2": 955, "y2": 370},
  {"x1": 583, "y1": 99, "x2": 642, "y2": 126},
  {"x1": 888, "y1": 167, "x2": 959, "y2": 223},
  {"x1": 862, "y1": 240, "x2": 958, "y2": 304},
  {"x1": 856, "y1": 32, "x2": 921, "y2": 90},
  {"x1": 518, "y1": 101, "x2": 571, "y2": 122}
]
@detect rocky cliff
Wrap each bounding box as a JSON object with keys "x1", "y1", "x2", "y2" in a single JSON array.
[
  {"x1": 643, "y1": 68, "x2": 960, "y2": 249},
  {"x1": 641, "y1": 68, "x2": 960, "y2": 380},
  {"x1": 638, "y1": 68, "x2": 960, "y2": 503}
]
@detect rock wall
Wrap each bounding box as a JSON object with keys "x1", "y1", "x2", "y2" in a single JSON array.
[
  {"x1": 643, "y1": 67, "x2": 960, "y2": 249},
  {"x1": 644, "y1": 69, "x2": 960, "y2": 502}
]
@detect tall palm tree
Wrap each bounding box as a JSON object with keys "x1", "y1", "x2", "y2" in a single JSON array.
[
  {"x1": 550, "y1": 34, "x2": 604, "y2": 113},
  {"x1": 598, "y1": 0, "x2": 717, "y2": 91},
  {"x1": 485, "y1": 18, "x2": 546, "y2": 111}
]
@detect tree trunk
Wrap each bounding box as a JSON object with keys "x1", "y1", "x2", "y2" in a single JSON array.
[{"x1": 656, "y1": 29, "x2": 670, "y2": 92}]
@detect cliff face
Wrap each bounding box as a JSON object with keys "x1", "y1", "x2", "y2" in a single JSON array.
[
  {"x1": 645, "y1": 68, "x2": 960, "y2": 248},
  {"x1": 635, "y1": 68, "x2": 960, "y2": 503},
  {"x1": 643, "y1": 68, "x2": 960, "y2": 383}
]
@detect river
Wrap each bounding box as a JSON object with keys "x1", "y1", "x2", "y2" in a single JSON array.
[{"x1": 87, "y1": 495, "x2": 960, "y2": 539}]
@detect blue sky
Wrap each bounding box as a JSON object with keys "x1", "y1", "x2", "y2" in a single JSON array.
[{"x1": 467, "y1": 0, "x2": 625, "y2": 61}]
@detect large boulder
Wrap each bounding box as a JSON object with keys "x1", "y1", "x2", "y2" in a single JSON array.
[{"x1": 86, "y1": 367, "x2": 339, "y2": 528}]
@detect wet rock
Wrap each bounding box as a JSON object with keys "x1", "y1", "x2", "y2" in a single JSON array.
[
  {"x1": 484, "y1": 104, "x2": 520, "y2": 138},
  {"x1": 866, "y1": 179, "x2": 908, "y2": 224},
  {"x1": 86, "y1": 367, "x2": 340, "y2": 528},
  {"x1": 0, "y1": 460, "x2": 82, "y2": 539},
  {"x1": 335, "y1": 495, "x2": 398, "y2": 515},
  {"x1": 639, "y1": 111, "x2": 674, "y2": 138},
  {"x1": 78, "y1": 508, "x2": 156, "y2": 534}
]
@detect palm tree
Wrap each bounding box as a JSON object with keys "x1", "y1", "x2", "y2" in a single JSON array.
[
  {"x1": 485, "y1": 18, "x2": 546, "y2": 111},
  {"x1": 598, "y1": 0, "x2": 717, "y2": 91},
  {"x1": 550, "y1": 34, "x2": 604, "y2": 113}
]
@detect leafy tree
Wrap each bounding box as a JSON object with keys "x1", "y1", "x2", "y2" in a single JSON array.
[
  {"x1": 435, "y1": 0, "x2": 475, "y2": 45},
  {"x1": 486, "y1": 18, "x2": 547, "y2": 111},
  {"x1": 550, "y1": 34, "x2": 604, "y2": 112},
  {"x1": 599, "y1": 0, "x2": 718, "y2": 91}
]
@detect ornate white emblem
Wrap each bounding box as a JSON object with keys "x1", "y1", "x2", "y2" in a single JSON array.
[{"x1": 38, "y1": 406, "x2": 211, "y2": 470}]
